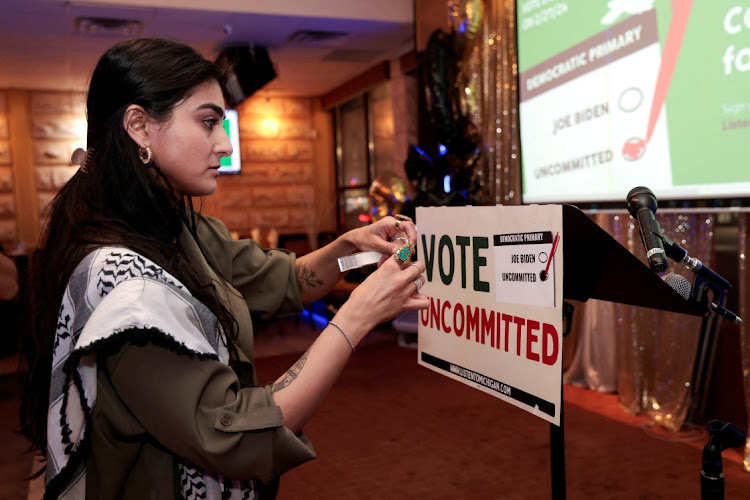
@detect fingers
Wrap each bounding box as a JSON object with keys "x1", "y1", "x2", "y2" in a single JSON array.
[
  {"x1": 404, "y1": 261, "x2": 425, "y2": 297},
  {"x1": 412, "y1": 276, "x2": 424, "y2": 294},
  {"x1": 363, "y1": 215, "x2": 418, "y2": 264},
  {"x1": 376, "y1": 258, "x2": 426, "y2": 296},
  {"x1": 403, "y1": 263, "x2": 429, "y2": 309},
  {"x1": 392, "y1": 240, "x2": 415, "y2": 267},
  {"x1": 391, "y1": 216, "x2": 417, "y2": 267},
  {"x1": 402, "y1": 293, "x2": 430, "y2": 311},
  {"x1": 357, "y1": 216, "x2": 412, "y2": 255},
  {"x1": 347, "y1": 258, "x2": 428, "y2": 326},
  {"x1": 392, "y1": 214, "x2": 417, "y2": 245}
]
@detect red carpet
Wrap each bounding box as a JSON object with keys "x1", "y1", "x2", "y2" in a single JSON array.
[{"x1": 254, "y1": 341, "x2": 750, "y2": 499}]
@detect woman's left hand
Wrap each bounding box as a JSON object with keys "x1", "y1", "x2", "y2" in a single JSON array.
[{"x1": 345, "y1": 215, "x2": 417, "y2": 262}]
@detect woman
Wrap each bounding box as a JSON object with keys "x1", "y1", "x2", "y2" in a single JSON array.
[{"x1": 20, "y1": 37, "x2": 428, "y2": 499}]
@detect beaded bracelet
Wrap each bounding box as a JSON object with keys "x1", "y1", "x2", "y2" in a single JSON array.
[{"x1": 328, "y1": 321, "x2": 355, "y2": 352}]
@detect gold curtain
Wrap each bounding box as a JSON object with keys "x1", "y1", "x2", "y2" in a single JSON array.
[
  {"x1": 458, "y1": 0, "x2": 521, "y2": 205},
  {"x1": 562, "y1": 211, "x2": 714, "y2": 431},
  {"x1": 739, "y1": 214, "x2": 750, "y2": 471},
  {"x1": 451, "y1": 0, "x2": 734, "y2": 434},
  {"x1": 611, "y1": 212, "x2": 715, "y2": 431}
]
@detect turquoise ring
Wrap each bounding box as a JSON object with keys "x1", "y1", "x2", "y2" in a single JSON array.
[{"x1": 394, "y1": 242, "x2": 414, "y2": 265}]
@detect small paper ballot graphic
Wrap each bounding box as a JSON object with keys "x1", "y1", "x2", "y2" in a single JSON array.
[{"x1": 494, "y1": 231, "x2": 556, "y2": 307}]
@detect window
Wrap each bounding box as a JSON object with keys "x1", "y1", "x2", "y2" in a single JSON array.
[{"x1": 333, "y1": 83, "x2": 394, "y2": 231}]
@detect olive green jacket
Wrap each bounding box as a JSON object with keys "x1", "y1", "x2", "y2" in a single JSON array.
[{"x1": 48, "y1": 215, "x2": 315, "y2": 499}]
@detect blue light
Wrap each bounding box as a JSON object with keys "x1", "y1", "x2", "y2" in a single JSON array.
[
  {"x1": 413, "y1": 146, "x2": 433, "y2": 161},
  {"x1": 438, "y1": 144, "x2": 448, "y2": 157},
  {"x1": 299, "y1": 308, "x2": 329, "y2": 327},
  {"x1": 444, "y1": 175, "x2": 451, "y2": 193},
  {"x1": 310, "y1": 312, "x2": 328, "y2": 326}
]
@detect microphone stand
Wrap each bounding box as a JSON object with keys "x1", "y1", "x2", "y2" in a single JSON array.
[
  {"x1": 701, "y1": 420, "x2": 746, "y2": 500},
  {"x1": 653, "y1": 235, "x2": 745, "y2": 499},
  {"x1": 656, "y1": 231, "x2": 743, "y2": 423}
]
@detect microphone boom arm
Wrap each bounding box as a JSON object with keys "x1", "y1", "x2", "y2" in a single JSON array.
[
  {"x1": 656, "y1": 234, "x2": 729, "y2": 304},
  {"x1": 656, "y1": 234, "x2": 741, "y2": 324}
]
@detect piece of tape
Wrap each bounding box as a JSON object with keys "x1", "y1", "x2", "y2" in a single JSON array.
[{"x1": 337, "y1": 251, "x2": 383, "y2": 272}]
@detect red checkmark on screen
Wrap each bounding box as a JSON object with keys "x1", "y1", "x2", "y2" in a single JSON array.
[{"x1": 622, "y1": 0, "x2": 693, "y2": 161}]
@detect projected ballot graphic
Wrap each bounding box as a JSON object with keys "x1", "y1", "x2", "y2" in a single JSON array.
[{"x1": 517, "y1": 0, "x2": 750, "y2": 203}]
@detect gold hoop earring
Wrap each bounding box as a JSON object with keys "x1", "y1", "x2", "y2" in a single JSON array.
[{"x1": 138, "y1": 146, "x2": 153, "y2": 165}]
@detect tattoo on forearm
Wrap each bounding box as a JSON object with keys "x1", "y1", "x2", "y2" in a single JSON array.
[
  {"x1": 295, "y1": 263, "x2": 324, "y2": 293},
  {"x1": 272, "y1": 348, "x2": 310, "y2": 392}
]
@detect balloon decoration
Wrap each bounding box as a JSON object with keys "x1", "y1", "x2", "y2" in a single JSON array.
[{"x1": 368, "y1": 173, "x2": 407, "y2": 222}]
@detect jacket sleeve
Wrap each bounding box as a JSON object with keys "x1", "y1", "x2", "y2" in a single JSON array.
[
  {"x1": 103, "y1": 341, "x2": 316, "y2": 483},
  {"x1": 193, "y1": 214, "x2": 303, "y2": 319}
]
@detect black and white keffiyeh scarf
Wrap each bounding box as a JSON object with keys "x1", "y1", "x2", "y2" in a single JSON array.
[{"x1": 46, "y1": 247, "x2": 254, "y2": 499}]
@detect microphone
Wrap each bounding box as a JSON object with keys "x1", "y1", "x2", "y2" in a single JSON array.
[
  {"x1": 656, "y1": 233, "x2": 730, "y2": 306},
  {"x1": 662, "y1": 273, "x2": 742, "y2": 324},
  {"x1": 662, "y1": 272, "x2": 691, "y2": 300},
  {"x1": 626, "y1": 186, "x2": 668, "y2": 274}
]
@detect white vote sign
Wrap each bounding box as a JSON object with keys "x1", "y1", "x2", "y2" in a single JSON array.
[{"x1": 416, "y1": 205, "x2": 564, "y2": 426}]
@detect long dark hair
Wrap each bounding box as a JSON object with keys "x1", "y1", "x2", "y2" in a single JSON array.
[{"x1": 19, "y1": 37, "x2": 238, "y2": 461}]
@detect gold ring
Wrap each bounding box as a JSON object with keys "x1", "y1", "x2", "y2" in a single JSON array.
[
  {"x1": 394, "y1": 242, "x2": 414, "y2": 265},
  {"x1": 395, "y1": 214, "x2": 413, "y2": 223},
  {"x1": 395, "y1": 220, "x2": 401, "y2": 230}
]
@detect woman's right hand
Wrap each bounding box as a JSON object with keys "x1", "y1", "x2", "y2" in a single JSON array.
[
  {"x1": 271, "y1": 253, "x2": 429, "y2": 432},
  {"x1": 333, "y1": 256, "x2": 429, "y2": 344}
]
